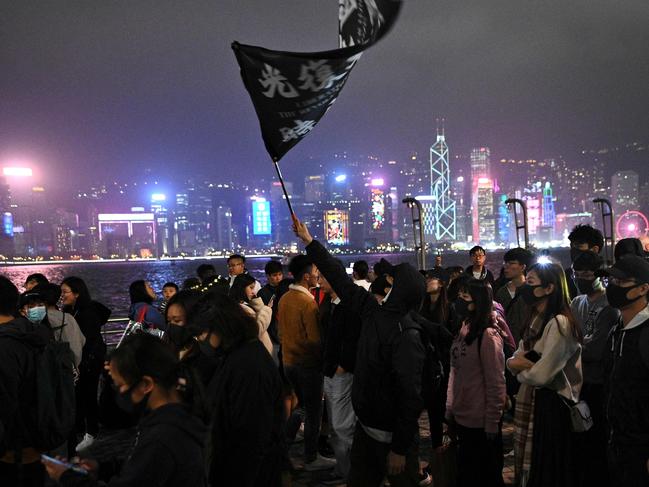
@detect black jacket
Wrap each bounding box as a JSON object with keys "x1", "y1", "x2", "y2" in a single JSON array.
[
  {"x1": 68, "y1": 300, "x2": 111, "y2": 363},
  {"x1": 606, "y1": 314, "x2": 649, "y2": 448},
  {"x1": 320, "y1": 296, "x2": 362, "y2": 377},
  {"x1": 0, "y1": 318, "x2": 50, "y2": 455},
  {"x1": 207, "y1": 340, "x2": 284, "y2": 487},
  {"x1": 60, "y1": 403, "x2": 207, "y2": 487},
  {"x1": 464, "y1": 265, "x2": 495, "y2": 287},
  {"x1": 307, "y1": 240, "x2": 426, "y2": 455}
]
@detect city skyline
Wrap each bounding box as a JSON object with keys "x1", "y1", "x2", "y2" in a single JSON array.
[{"x1": 2, "y1": 1, "x2": 649, "y2": 189}]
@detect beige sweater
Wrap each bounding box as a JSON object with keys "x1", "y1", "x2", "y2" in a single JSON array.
[{"x1": 241, "y1": 298, "x2": 273, "y2": 355}]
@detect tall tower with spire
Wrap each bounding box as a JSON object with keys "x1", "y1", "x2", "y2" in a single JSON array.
[{"x1": 430, "y1": 119, "x2": 456, "y2": 241}]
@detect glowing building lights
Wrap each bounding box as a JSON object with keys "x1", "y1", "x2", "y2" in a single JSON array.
[{"x1": 2, "y1": 167, "x2": 33, "y2": 177}]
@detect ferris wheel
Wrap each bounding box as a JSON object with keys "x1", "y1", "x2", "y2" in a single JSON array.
[{"x1": 616, "y1": 210, "x2": 649, "y2": 239}]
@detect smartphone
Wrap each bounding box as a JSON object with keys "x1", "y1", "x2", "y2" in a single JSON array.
[
  {"x1": 41, "y1": 454, "x2": 89, "y2": 475},
  {"x1": 524, "y1": 350, "x2": 542, "y2": 363}
]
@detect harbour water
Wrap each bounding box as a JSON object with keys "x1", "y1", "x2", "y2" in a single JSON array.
[{"x1": 0, "y1": 248, "x2": 571, "y2": 317}]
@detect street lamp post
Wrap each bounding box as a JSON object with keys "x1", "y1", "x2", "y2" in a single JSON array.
[{"x1": 402, "y1": 197, "x2": 426, "y2": 270}]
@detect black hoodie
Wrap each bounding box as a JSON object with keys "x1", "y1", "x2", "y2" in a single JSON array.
[
  {"x1": 60, "y1": 403, "x2": 207, "y2": 487},
  {"x1": 307, "y1": 240, "x2": 426, "y2": 455},
  {"x1": 68, "y1": 300, "x2": 111, "y2": 363}
]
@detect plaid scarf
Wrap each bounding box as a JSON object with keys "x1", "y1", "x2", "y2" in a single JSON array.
[{"x1": 513, "y1": 315, "x2": 544, "y2": 486}]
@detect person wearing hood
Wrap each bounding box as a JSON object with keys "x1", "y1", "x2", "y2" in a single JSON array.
[
  {"x1": 600, "y1": 256, "x2": 649, "y2": 487},
  {"x1": 293, "y1": 217, "x2": 426, "y2": 487},
  {"x1": 569, "y1": 251, "x2": 619, "y2": 486},
  {"x1": 32, "y1": 283, "x2": 86, "y2": 368},
  {"x1": 0, "y1": 276, "x2": 51, "y2": 486},
  {"x1": 43, "y1": 332, "x2": 207, "y2": 487},
  {"x1": 190, "y1": 292, "x2": 284, "y2": 487},
  {"x1": 61, "y1": 277, "x2": 111, "y2": 453}
]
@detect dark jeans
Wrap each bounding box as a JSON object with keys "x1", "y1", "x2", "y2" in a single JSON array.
[
  {"x1": 455, "y1": 423, "x2": 504, "y2": 487},
  {"x1": 608, "y1": 444, "x2": 649, "y2": 487},
  {"x1": 75, "y1": 358, "x2": 103, "y2": 437},
  {"x1": 284, "y1": 365, "x2": 324, "y2": 463},
  {"x1": 0, "y1": 461, "x2": 45, "y2": 487},
  {"x1": 348, "y1": 425, "x2": 420, "y2": 487},
  {"x1": 575, "y1": 383, "x2": 609, "y2": 486}
]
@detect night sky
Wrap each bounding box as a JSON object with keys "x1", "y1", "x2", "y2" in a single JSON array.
[{"x1": 2, "y1": 0, "x2": 649, "y2": 188}]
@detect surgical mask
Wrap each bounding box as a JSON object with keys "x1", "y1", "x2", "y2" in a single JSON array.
[
  {"x1": 115, "y1": 382, "x2": 150, "y2": 417},
  {"x1": 167, "y1": 324, "x2": 195, "y2": 349},
  {"x1": 453, "y1": 298, "x2": 472, "y2": 319},
  {"x1": 518, "y1": 284, "x2": 545, "y2": 305},
  {"x1": 26, "y1": 306, "x2": 47, "y2": 323},
  {"x1": 606, "y1": 282, "x2": 645, "y2": 310}
]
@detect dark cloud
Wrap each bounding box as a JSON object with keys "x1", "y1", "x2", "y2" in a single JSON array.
[{"x1": 1, "y1": 0, "x2": 648, "y2": 186}]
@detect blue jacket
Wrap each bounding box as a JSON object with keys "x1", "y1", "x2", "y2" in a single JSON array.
[{"x1": 129, "y1": 302, "x2": 166, "y2": 331}]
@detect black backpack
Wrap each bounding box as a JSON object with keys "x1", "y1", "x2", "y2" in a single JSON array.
[
  {"x1": 0, "y1": 325, "x2": 76, "y2": 452},
  {"x1": 401, "y1": 312, "x2": 446, "y2": 403}
]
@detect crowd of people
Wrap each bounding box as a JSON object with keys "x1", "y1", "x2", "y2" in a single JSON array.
[{"x1": 0, "y1": 222, "x2": 648, "y2": 487}]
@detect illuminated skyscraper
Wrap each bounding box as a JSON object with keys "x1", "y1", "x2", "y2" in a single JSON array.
[
  {"x1": 470, "y1": 147, "x2": 491, "y2": 180},
  {"x1": 474, "y1": 178, "x2": 495, "y2": 243},
  {"x1": 429, "y1": 124, "x2": 456, "y2": 240},
  {"x1": 542, "y1": 182, "x2": 556, "y2": 230},
  {"x1": 611, "y1": 170, "x2": 639, "y2": 217}
]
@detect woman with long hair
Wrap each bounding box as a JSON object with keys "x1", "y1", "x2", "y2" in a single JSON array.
[
  {"x1": 420, "y1": 269, "x2": 450, "y2": 325},
  {"x1": 44, "y1": 333, "x2": 207, "y2": 486},
  {"x1": 128, "y1": 280, "x2": 165, "y2": 330},
  {"x1": 61, "y1": 276, "x2": 111, "y2": 453},
  {"x1": 506, "y1": 261, "x2": 583, "y2": 487},
  {"x1": 446, "y1": 278, "x2": 506, "y2": 487},
  {"x1": 229, "y1": 273, "x2": 273, "y2": 356},
  {"x1": 163, "y1": 289, "x2": 202, "y2": 356},
  {"x1": 189, "y1": 292, "x2": 284, "y2": 487}
]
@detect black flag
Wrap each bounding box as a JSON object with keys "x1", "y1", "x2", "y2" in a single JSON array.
[{"x1": 232, "y1": 0, "x2": 401, "y2": 162}]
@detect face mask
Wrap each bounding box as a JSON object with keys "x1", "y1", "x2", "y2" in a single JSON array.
[
  {"x1": 115, "y1": 382, "x2": 150, "y2": 417},
  {"x1": 453, "y1": 298, "x2": 472, "y2": 319},
  {"x1": 574, "y1": 277, "x2": 599, "y2": 295},
  {"x1": 518, "y1": 284, "x2": 545, "y2": 305},
  {"x1": 606, "y1": 282, "x2": 645, "y2": 310},
  {"x1": 198, "y1": 337, "x2": 219, "y2": 358},
  {"x1": 26, "y1": 306, "x2": 47, "y2": 323},
  {"x1": 570, "y1": 248, "x2": 586, "y2": 263},
  {"x1": 166, "y1": 324, "x2": 194, "y2": 349}
]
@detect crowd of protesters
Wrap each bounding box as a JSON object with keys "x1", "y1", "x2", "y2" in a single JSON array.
[{"x1": 0, "y1": 223, "x2": 648, "y2": 487}]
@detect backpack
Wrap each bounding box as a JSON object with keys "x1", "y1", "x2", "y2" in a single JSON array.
[
  {"x1": 0, "y1": 324, "x2": 76, "y2": 452},
  {"x1": 401, "y1": 312, "x2": 446, "y2": 403}
]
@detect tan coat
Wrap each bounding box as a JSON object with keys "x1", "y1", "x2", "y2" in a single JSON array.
[{"x1": 277, "y1": 284, "x2": 321, "y2": 367}]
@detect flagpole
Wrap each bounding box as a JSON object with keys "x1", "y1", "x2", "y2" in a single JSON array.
[{"x1": 272, "y1": 157, "x2": 296, "y2": 218}]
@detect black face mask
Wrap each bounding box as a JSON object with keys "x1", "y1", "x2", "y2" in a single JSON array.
[
  {"x1": 166, "y1": 324, "x2": 195, "y2": 349},
  {"x1": 198, "y1": 337, "x2": 219, "y2": 358},
  {"x1": 570, "y1": 248, "x2": 586, "y2": 263},
  {"x1": 606, "y1": 282, "x2": 645, "y2": 309},
  {"x1": 518, "y1": 284, "x2": 545, "y2": 305},
  {"x1": 115, "y1": 382, "x2": 150, "y2": 417},
  {"x1": 574, "y1": 277, "x2": 598, "y2": 295},
  {"x1": 453, "y1": 298, "x2": 472, "y2": 319}
]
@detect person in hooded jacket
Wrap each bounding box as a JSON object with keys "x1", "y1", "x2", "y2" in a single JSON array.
[
  {"x1": 293, "y1": 217, "x2": 426, "y2": 487},
  {"x1": 600, "y1": 256, "x2": 649, "y2": 487},
  {"x1": 61, "y1": 277, "x2": 111, "y2": 453},
  {"x1": 43, "y1": 332, "x2": 207, "y2": 487}
]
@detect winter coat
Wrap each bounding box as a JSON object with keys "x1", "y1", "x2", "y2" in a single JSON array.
[
  {"x1": 606, "y1": 306, "x2": 649, "y2": 448},
  {"x1": 307, "y1": 239, "x2": 426, "y2": 455},
  {"x1": 241, "y1": 298, "x2": 273, "y2": 355},
  {"x1": 464, "y1": 265, "x2": 495, "y2": 287},
  {"x1": 68, "y1": 300, "x2": 111, "y2": 364},
  {"x1": 59, "y1": 403, "x2": 207, "y2": 487},
  {"x1": 277, "y1": 284, "x2": 321, "y2": 368},
  {"x1": 47, "y1": 309, "x2": 86, "y2": 367},
  {"x1": 320, "y1": 297, "x2": 362, "y2": 377},
  {"x1": 206, "y1": 340, "x2": 284, "y2": 487}
]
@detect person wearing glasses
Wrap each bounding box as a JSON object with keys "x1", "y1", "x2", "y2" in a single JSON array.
[
  {"x1": 465, "y1": 246, "x2": 495, "y2": 287},
  {"x1": 227, "y1": 254, "x2": 261, "y2": 294},
  {"x1": 570, "y1": 251, "x2": 619, "y2": 486},
  {"x1": 600, "y1": 256, "x2": 649, "y2": 487}
]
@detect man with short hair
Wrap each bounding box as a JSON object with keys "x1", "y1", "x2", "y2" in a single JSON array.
[
  {"x1": 24, "y1": 273, "x2": 48, "y2": 292},
  {"x1": 258, "y1": 260, "x2": 285, "y2": 363},
  {"x1": 278, "y1": 255, "x2": 333, "y2": 471},
  {"x1": 465, "y1": 246, "x2": 495, "y2": 286},
  {"x1": 567, "y1": 224, "x2": 605, "y2": 298},
  {"x1": 570, "y1": 251, "x2": 619, "y2": 486},
  {"x1": 227, "y1": 254, "x2": 261, "y2": 294},
  {"x1": 600, "y1": 256, "x2": 649, "y2": 487},
  {"x1": 352, "y1": 261, "x2": 371, "y2": 291},
  {"x1": 495, "y1": 247, "x2": 533, "y2": 343}
]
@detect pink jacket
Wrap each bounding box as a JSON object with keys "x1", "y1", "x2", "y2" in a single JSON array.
[{"x1": 446, "y1": 322, "x2": 506, "y2": 434}]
